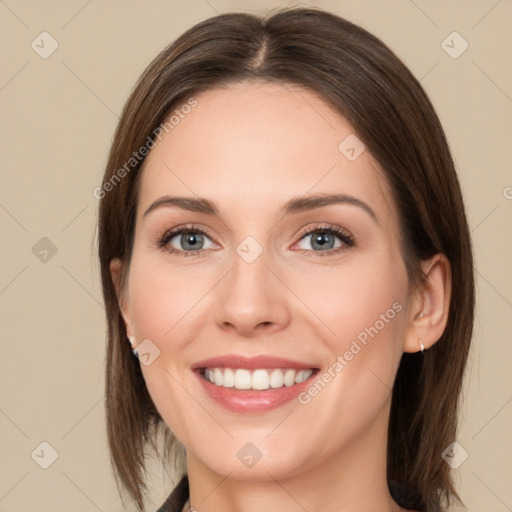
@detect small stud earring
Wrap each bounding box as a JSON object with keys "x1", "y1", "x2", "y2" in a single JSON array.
[
  {"x1": 128, "y1": 336, "x2": 139, "y2": 359},
  {"x1": 419, "y1": 339, "x2": 425, "y2": 354}
]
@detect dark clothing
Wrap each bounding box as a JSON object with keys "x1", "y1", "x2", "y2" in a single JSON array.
[
  {"x1": 156, "y1": 474, "x2": 189, "y2": 512},
  {"x1": 156, "y1": 474, "x2": 430, "y2": 512}
]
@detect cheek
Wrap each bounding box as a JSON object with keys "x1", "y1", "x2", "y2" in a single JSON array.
[
  {"x1": 126, "y1": 253, "x2": 218, "y2": 439},
  {"x1": 127, "y1": 252, "x2": 207, "y2": 345},
  {"x1": 317, "y1": 259, "x2": 406, "y2": 392},
  {"x1": 127, "y1": 261, "x2": 198, "y2": 441},
  {"x1": 290, "y1": 253, "x2": 408, "y2": 409},
  {"x1": 290, "y1": 252, "x2": 407, "y2": 348}
]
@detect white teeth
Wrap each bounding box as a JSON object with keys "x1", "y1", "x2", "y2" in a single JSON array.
[
  {"x1": 284, "y1": 369, "x2": 296, "y2": 387},
  {"x1": 295, "y1": 369, "x2": 309, "y2": 384},
  {"x1": 214, "y1": 368, "x2": 223, "y2": 386},
  {"x1": 251, "y1": 369, "x2": 269, "y2": 390},
  {"x1": 269, "y1": 368, "x2": 284, "y2": 388},
  {"x1": 203, "y1": 367, "x2": 314, "y2": 390},
  {"x1": 223, "y1": 368, "x2": 235, "y2": 388},
  {"x1": 234, "y1": 369, "x2": 252, "y2": 389}
]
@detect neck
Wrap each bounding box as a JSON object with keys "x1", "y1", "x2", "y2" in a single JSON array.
[{"x1": 185, "y1": 399, "x2": 405, "y2": 512}]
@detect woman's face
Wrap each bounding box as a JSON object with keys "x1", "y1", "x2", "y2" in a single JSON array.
[{"x1": 114, "y1": 81, "x2": 416, "y2": 481}]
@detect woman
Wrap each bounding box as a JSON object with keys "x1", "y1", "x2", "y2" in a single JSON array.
[{"x1": 97, "y1": 7, "x2": 475, "y2": 512}]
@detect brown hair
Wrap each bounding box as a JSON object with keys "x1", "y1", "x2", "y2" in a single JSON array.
[{"x1": 97, "y1": 6, "x2": 475, "y2": 511}]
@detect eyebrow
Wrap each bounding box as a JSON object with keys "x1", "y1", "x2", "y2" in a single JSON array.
[{"x1": 142, "y1": 193, "x2": 378, "y2": 224}]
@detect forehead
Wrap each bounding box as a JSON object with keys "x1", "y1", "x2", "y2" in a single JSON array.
[{"x1": 137, "y1": 81, "x2": 397, "y2": 228}]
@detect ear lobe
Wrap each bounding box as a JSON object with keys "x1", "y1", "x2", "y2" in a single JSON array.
[
  {"x1": 110, "y1": 258, "x2": 133, "y2": 334},
  {"x1": 403, "y1": 253, "x2": 452, "y2": 353},
  {"x1": 110, "y1": 258, "x2": 122, "y2": 301}
]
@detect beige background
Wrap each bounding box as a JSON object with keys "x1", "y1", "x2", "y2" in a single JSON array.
[{"x1": 1, "y1": 1, "x2": 511, "y2": 510}]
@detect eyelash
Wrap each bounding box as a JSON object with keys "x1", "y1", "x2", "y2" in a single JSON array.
[{"x1": 156, "y1": 223, "x2": 355, "y2": 258}]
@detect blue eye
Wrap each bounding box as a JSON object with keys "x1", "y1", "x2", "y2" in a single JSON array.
[
  {"x1": 156, "y1": 223, "x2": 354, "y2": 258},
  {"x1": 295, "y1": 225, "x2": 354, "y2": 256},
  {"x1": 158, "y1": 225, "x2": 214, "y2": 256}
]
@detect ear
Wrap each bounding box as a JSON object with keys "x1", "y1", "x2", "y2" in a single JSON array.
[
  {"x1": 403, "y1": 253, "x2": 452, "y2": 353},
  {"x1": 110, "y1": 258, "x2": 134, "y2": 338}
]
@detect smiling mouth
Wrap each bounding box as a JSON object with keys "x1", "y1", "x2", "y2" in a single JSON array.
[{"x1": 199, "y1": 367, "x2": 318, "y2": 391}]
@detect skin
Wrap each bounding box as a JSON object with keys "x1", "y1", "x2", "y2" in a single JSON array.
[{"x1": 111, "y1": 80, "x2": 451, "y2": 512}]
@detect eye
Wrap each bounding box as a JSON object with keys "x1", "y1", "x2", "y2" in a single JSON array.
[
  {"x1": 294, "y1": 224, "x2": 354, "y2": 256},
  {"x1": 157, "y1": 224, "x2": 216, "y2": 256},
  {"x1": 156, "y1": 223, "x2": 354, "y2": 258}
]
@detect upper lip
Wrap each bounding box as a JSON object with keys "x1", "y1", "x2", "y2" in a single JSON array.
[{"x1": 191, "y1": 354, "x2": 319, "y2": 371}]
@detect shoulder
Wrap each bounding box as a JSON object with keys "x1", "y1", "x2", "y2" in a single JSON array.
[
  {"x1": 388, "y1": 480, "x2": 430, "y2": 511},
  {"x1": 155, "y1": 474, "x2": 189, "y2": 512}
]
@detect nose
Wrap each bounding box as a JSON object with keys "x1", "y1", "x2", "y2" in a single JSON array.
[{"x1": 213, "y1": 246, "x2": 290, "y2": 337}]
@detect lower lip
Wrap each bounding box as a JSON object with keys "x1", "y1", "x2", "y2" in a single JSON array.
[{"x1": 194, "y1": 370, "x2": 318, "y2": 413}]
